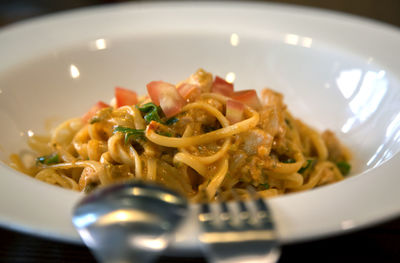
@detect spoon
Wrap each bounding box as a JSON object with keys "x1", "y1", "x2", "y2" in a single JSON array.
[{"x1": 72, "y1": 181, "x2": 188, "y2": 263}]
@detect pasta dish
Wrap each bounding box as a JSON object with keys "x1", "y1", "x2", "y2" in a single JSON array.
[{"x1": 9, "y1": 69, "x2": 351, "y2": 201}]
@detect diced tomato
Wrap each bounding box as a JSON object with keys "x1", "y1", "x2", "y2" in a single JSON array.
[
  {"x1": 146, "y1": 81, "x2": 170, "y2": 105},
  {"x1": 115, "y1": 86, "x2": 138, "y2": 107},
  {"x1": 176, "y1": 82, "x2": 201, "y2": 101},
  {"x1": 231, "y1": 89, "x2": 262, "y2": 110},
  {"x1": 226, "y1": 99, "x2": 245, "y2": 124},
  {"x1": 211, "y1": 76, "x2": 234, "y2": 97},
  {"x1": 82, "y1": 101, "x2": 109, "y2": 122},
  {"x1": 146, "y1": 81, "x2": 186, "y2": 117}
]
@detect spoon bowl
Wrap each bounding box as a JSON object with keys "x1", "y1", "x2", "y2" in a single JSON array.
[{"x1": 72, "y1": 181, "x2": 188, "y2": 263}]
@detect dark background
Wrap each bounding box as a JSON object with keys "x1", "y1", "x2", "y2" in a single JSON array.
[
  {"x1": 1, "y1": 0, "x2": 400, "y2": 28},
  {"x1": 0, "y1": 0, "x2": 399, "y2": 262}
]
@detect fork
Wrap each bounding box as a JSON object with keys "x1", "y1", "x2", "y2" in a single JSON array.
[{"x1": 198, "y1": 191, "x2": 280, "y2": 263}]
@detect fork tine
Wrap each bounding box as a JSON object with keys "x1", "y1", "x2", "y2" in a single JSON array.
[
  {"x1": 231, "y1": 189, "x2": 251, "y2": 226},
  {"x1": 199, "y1": 189, "x2": 214, "y2": 228},
  {"x1": 245, "y1": 186, "x2": 274, "y2": 228},
  {"x1": 199, "y1": 203, "x2": 217, "y2": 236},
  {"x1": 246, "y1": 185, "x2": 259, "y2": 199},
  {"x1": 215, "y1": 189, "x2": 238, "y2": 230},
  {"x1": 198, "y1": 187, "x2": 280, "y2": 263},
  {"x1": 254, "y1": 198, "x2": 274, "y2": 227},
  {"x1": 200, "y1": 202, "x2": 211, "y2": 214}
]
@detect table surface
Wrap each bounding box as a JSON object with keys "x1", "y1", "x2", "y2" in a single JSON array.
[{"x1": 0, "y1": 0, "x2": 399, "y2": 262}]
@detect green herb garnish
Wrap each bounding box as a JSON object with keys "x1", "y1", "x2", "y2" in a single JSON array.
[
  {"x1": 336, "y1": 161, "x2": 351, "y2": 176},
  {"x1": 203, "y1": 125, "x2": 217, "y2": 133},
  {"x1": 157, "y1": 131, "x2": 172, "y2": 137},
  {"x1": 283, "y1": 158, "x2": 296, "y2": 163},
  {"x1": 261, "y1": 182, "x2": 270, "y2": 190},
  {"x1": 165, "y1": 117, "x2": 179, "y2": 125},
  {"x1": 137, "y1": 102, "x2": 163, "y2": 124},
  {"x1": 113, "y1": 126, "x2": 145, "y2": 143},
  {"x1": 36, "y1": 153, "x2": 60, "y2": 165},
  {"x1": 137, "y1": 103, "x2": 179, "y2": 125},
  {"x1": 89, "y1": 117, "x2": 100, "y2": 124},
  {"x1": 285, "y1": 118, "x2": 292, "y2": 128},
  {"x1": 298, "y1": 159, "x2": 313, "y2": 174}
]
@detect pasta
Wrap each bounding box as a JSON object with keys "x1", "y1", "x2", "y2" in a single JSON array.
[{"x1": 9, "y1": 69, "x2": 351, "y2": 201}]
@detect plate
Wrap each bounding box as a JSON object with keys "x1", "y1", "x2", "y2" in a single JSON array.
[{"x1": 0, "y1": 1, "x2": 400, "y2": 252}]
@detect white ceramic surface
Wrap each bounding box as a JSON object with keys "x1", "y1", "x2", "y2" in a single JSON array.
[{"x1": 0, "y1": 1, "x2": 400, "y2": 251}]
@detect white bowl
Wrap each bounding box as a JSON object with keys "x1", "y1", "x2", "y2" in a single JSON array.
[{"x1": 0, "y1": 1, "x2": 399, "y2": 252}]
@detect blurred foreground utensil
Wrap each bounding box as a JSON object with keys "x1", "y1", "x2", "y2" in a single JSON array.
[
  {"x1": 72, "y1": 181, "x2": 188, "y2": 263},
  {"x1": 198, "y1": 190, "x2": 280, "y2": 263}
]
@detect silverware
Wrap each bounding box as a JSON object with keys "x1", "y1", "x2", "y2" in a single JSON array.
[
  {"x1": 72, "y1": 181, "x2": 188, "y2": 263},
  {"x1": 198, "y1": 191, "x2": 280, "y2": 263}
]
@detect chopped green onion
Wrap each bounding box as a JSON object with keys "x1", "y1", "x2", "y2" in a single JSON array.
[
  {"x1": 36, "y1": 153, "x2": 60, "y2": 165},
  {"x1": 336, "y1": 161, "x2": 351, "y2": 176},
  {"x1": 298, "y1": 159, "x2": 314, "y2": 174},
  {"x1": 137, "y1": 102, "x2": 163, "y2": 124},
  {"x1": 113, "y1": 126, "x2": 145, "y2": 143}
]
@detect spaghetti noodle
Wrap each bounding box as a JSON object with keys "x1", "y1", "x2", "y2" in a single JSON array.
[{"x1": 9, "y1": 69, "x2": 351, "y2": 201}]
